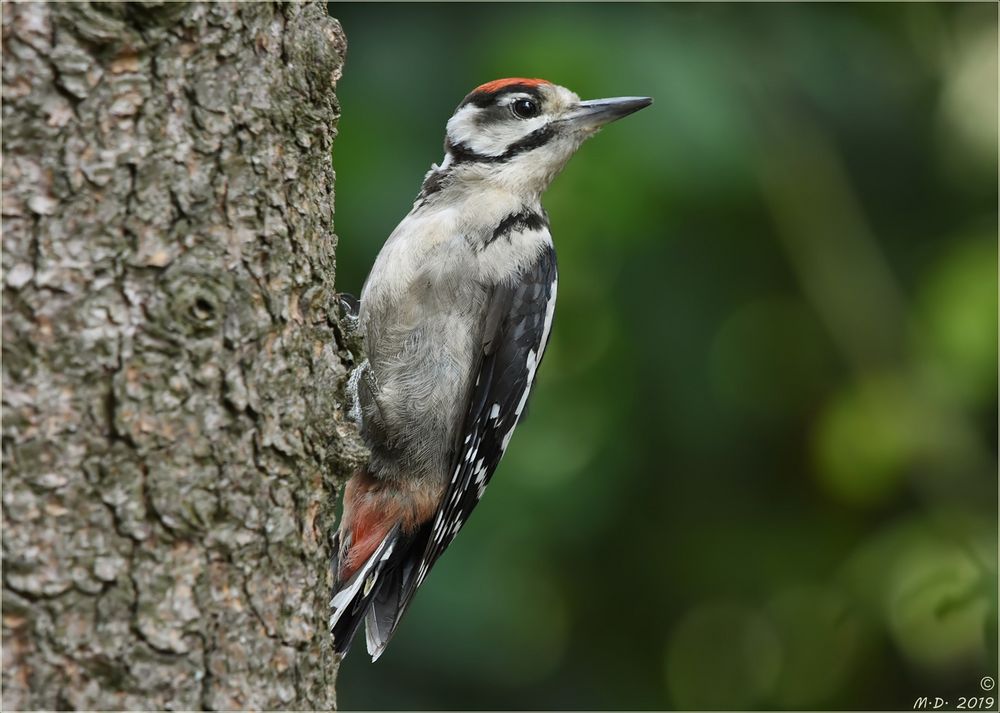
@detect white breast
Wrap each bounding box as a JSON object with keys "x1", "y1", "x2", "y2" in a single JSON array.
[{"x1": 360, "y1": 189, "x2": 550, "y2": 322}]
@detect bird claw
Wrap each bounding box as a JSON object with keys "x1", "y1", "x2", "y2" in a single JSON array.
[
  {"x1": 346, "y1": 360, "x2": 388, "y2": 429},
  {"x1": 337, "y1": 292, "x2": 361, "y2": 335}
]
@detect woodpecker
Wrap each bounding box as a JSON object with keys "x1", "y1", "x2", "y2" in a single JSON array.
[{"x1": 331, "y1": 78, "x2": 651, "y2": 660}]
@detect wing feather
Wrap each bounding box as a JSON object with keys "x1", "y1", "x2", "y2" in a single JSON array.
[{"x1": 364, "y1": 241, "x2": 558, "y2": 657}]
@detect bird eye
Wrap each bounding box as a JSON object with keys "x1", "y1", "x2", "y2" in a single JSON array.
[{"x1": 511, "y1": 98, "x2": 540, "y2": 119}]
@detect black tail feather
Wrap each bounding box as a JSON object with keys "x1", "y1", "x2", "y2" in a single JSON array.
[
  {"x1": 329, "y1": 525, "x2": 400, "y2": 656},
  {"x1": 330, "y1": 522, "x2": 433, "y2": 659},
  {"x1": 363, "y1": 523, "x2": 432, "y2": 659},
  {"x1": 331, "y1": 592, "x2": 368, "y2": 656}
]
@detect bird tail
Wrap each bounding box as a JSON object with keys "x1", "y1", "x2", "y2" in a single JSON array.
[
  {"x1": 329, "y1": 523, "x2": 400, "y2": 656},
  {"x1": 329, "y1": 523, "x2": 432, "y2": 660},
  {"x1": 329, "y1": 468, "x2": 434, "y2": 659},
  {"x1": 361, "y1": 523, "x2": 431, "y2": 660}
]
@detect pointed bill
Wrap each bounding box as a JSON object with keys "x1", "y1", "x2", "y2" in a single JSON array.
[{"x1": 563, "y1": 96, "x2": 653, "y2": 129}]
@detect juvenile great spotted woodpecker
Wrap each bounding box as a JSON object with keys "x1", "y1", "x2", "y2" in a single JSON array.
[{"x1": 331, "y1": 78, "x2": 651, "y2": 660}]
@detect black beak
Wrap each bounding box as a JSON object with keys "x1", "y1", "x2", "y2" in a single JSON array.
[{"x1": 564, "y1": 96, "x2": 653, "y2": 129}]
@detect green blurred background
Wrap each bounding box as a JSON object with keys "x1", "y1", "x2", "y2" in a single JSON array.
[{"x1": 327, "y1": 3, "x2": 998, "y2": 709}]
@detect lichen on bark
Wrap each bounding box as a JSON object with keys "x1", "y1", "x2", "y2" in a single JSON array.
[{"x1": 2, "y1": 2, "x2": 361, "y2": 708}]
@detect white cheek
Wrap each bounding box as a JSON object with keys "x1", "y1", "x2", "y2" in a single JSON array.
[
  {"x1": 447, "y1": 106, "x2": 547, "y2": 158},
  {"x1": 446, "y1": 105, "x2": 480, "y2": 145}
]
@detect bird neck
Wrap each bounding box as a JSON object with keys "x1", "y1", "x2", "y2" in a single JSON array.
[{"x1": 417, "y1": 151, "x2": 556, "y2": 209}]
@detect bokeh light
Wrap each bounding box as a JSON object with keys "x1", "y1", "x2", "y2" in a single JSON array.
[{"x1": 328, "y1": 3, "x2": 997, "y2": 709}]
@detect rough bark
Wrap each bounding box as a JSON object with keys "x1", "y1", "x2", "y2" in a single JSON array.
[{"x1": 2, "y1": 2, "x2": 362, "y2": 708}]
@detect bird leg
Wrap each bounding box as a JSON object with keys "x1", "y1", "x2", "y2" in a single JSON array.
[{"x1": 346, "y1": 359, "x2": 389, "y2": 429}]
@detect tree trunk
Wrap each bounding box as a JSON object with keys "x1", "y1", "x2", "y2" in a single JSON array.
[{"x1": 2, "y1": 2, "x2": 360, "y2": 708}]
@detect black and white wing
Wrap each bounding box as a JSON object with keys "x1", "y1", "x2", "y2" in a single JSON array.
[
  {"x1": 364, "y1": 242, "x2": 558, "y2": 658},
  {"x1": 421, "y1": 242, "x2": 558, "y2": 580}
]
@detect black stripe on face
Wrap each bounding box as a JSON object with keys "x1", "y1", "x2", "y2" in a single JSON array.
[
  {"x1": 446, "y1": 139, "x2": 494, "y2": 164},
  {"x1": 502, "y1": 125, "x2": 554, "y2": 159},
  {"x1": 447, "y1": 125, "x2": 555, "y2": 166},
  {"x1": 487, "y1": 209, "x2": 548, "y2": 247}
]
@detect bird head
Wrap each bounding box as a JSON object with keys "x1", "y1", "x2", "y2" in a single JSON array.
[{"x1": 440, "y1": 78, "x2": 652, "y2": 197}]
